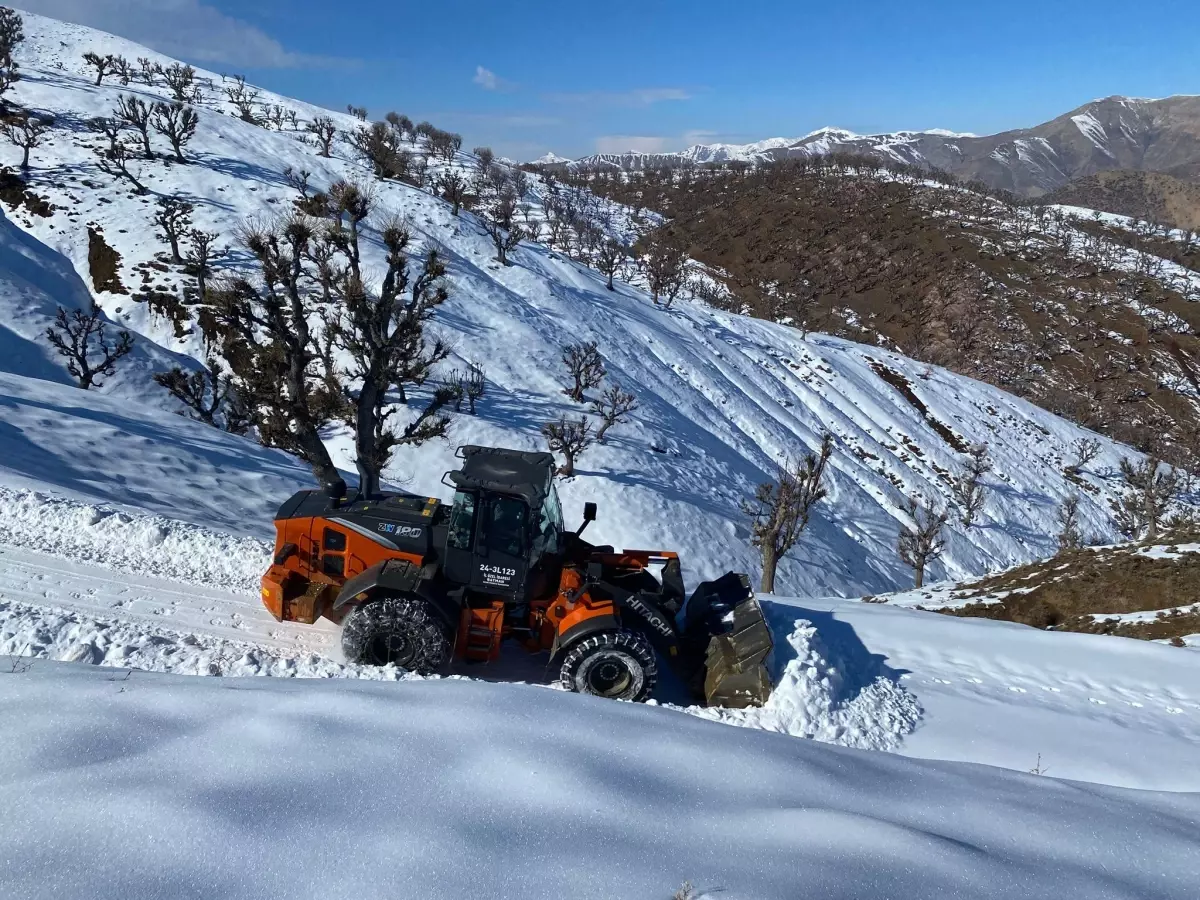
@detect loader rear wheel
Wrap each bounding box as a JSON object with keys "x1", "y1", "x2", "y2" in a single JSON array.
[
  {"x1": 341, "y1": 595, "x2": 450, "y2": 673},
  {"x1": 559, "y1": 630, "x2": 657, "y2": 702}
]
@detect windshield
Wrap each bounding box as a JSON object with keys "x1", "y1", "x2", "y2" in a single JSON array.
[{"x1": 534, "y1": 484, "x2": 565, "y2": 557}]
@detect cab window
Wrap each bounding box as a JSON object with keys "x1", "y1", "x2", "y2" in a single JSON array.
[
  {"x1": 485, "y1": 497, "x2": 528, "y2": 557},
  {"x1": 533, "y1": 485, "x2": 564, "y2": 557},
  {"x1": 448, "y1": 492, "x2": 477, "y2": 550}
]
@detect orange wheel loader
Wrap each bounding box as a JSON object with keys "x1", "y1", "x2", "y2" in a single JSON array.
[{"x1": 261, "y1": 445, "x2": 774, "y2": 706}]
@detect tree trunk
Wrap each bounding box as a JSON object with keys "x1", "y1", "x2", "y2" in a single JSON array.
[
  {"x1": 21, "y1": 146, "x2": 29, "y2": 169},
  {"x1": 354, "y1": 377, "x2": 382, "y2": 499},
  {"x1": 913, "y1": 562, "x2": 925, "y2": 589},
  {"x1": 606, "y1": 271, "x2": 614, "y2": 291},
  {"x1": 759, "y1": 544, "x2": 777, "y2": 594},
  {"x1": 296, "y1": 428, "x2": 339, "y2": 490}
]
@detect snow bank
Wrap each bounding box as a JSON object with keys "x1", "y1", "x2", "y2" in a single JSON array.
[
  {"x1": 686, "y1": 615, "x2": 921, "y2": 750},
  {"x1": 0, "y1": 596, "x2": 410, "y2": 680},
  {"x1": 0, "y1": 486, "x2": 272, "y2": 592},
  {"x1": 0, "y1": 661, "x2": 1197, "y2": 900}
]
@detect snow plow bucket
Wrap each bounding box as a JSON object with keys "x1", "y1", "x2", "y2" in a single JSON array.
[{"x1": 684, "y1": 572, "x2": 774, "y2": 708}]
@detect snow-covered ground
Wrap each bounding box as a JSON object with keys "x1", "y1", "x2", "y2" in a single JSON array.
[
  {"x1": 2, "y1": 478, "x2": 1197, "y2": 791},
  {"x1": 0, "y1": 12, "x2": 1197, "y2": 896},
  {"x1": 2, "y1": 661, "x2": 1198, "y2": 900},
  {"x1": 0, "y1": 11, "x2": 1179, "y2": 598}
]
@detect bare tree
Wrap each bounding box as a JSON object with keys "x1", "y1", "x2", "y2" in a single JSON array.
[
  {"x1": 1066, "y1": 437, "x2": 1101, "y2": 475},
  {"x1": 151, "y1": 102, "x2": 198, "y2": 162},
  {"x1": 94, "y1": 142, "x2": 147, "y2": 194},
  {"x1": 86, "y1": 115, "x2": 123, "y2": 153},
  {"x1": 45, "y1": 303, "x2": 134, "y2": 389},
  {"x1": 950, "y1": 443, "x2": 991, "y2": 528},
  {"x1": 561, "y1": 341, "x2": 605, "y2": 402},
  {"x1": 162, "y1": 63, "x2": 196, "y2": 101},
  {"x1": 542, "y1": 415, "x2": 593, "y2": 477},
  {"x1": 183, "y1": 228, "x2": 219, "y2": 302},
  {"x1": 349, "y1": 121, "x2": 402, "y2": 179},
  {"x1": 224, "y1": 76, "x2": 260, "y2": 123},
  {"x1": 898, "y1": 496, "x2": 949, "y2": 588},
  {"x1": 136, "y1": 57, "x2": 160, "y2": 86},
  {"x1": 82, "y1": 51, "x2": 116, "y2": 86},
  {"x1": 153, "y1": 359, "x2": 248, "y2": 433},
  {"x1": 479, "y1": 190, "x2": 524, "y2": 265},
  {"x1": 347, "y1": 104, "x2": 368, "y2": 121},
  {"x1": 109, "y1": 55, "x2": 133, "y2": 84},
  {"x1": 154, "y1": 198, "x2": 194, "y2": 263},
  {"x1": 332, "y1": 215, "x2": 455, "y2": 498},
  {"x1": 596, "y1": 237, "x2": 631, "y2": 291},
  {"x1": 453, "y1": 361, "x2": 486, "y2": 413},
  {"x1": 2, "y1": 113, "x2": 52, "y2": 169},
  {"x1": 473, "y1": 145, "x2": 495, "y2": 177},
  {"x1": 115, "y1": 95, "x2": 154, "y2": 159},
  {"x1": 203, "y1": 215, "x2": 345, "y2": 487},
  {"x1": 1114, "y1": 457, "x2": 1185, "y2": 542},
  {"x1": 437, "y1": 171, "x2": 471, "y2": 215},
  {"x1": 446, "y1": 362, "x2": 487, "y2": 414},
  {"x1": 589, "y1": 383, "x2": 638, "y2": 443},
  {"x1": 0, "y1": 7, "x2": 24, "y2": 106},
  {"x1": 306, "y1": 116, "x2": 337, "y2": 157},
  {"x1": 642, "y1": 232, "x2": 688, "y2": 307},
  {"x1": 1056, "y1": 491, "x2": 1084, "y2": 553},
  {"x1": 743, "y1": 433, "x2": 833, "y2": 593}
]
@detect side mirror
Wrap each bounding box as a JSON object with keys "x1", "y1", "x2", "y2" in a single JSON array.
[{"x1": 577, "y1": 502, "x2": 597, "y2": 536}]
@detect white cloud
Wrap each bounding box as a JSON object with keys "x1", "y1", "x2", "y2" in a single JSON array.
[
  {"x1": 473, "y1": 65, "x2": 499, "y2": 90},
  {"x1": 15, "y1": 0, "x2": 344, "y2": 68},
  {"x1": 472, "y1": 65, "x2": 516, "y2": 92},
  {"x1": 547, "y1": 88, "x2": 692, "y2": 108},
  {"x1": 594, "y1": 135, "x2": 670, "y2": 155}
]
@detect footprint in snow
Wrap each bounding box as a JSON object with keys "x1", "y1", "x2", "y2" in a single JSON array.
[
  {"x1": 1089, "y1": 698, "x2": 1107, "y2": 705},
  {"x1": 1009, "y1": 686, "x2": 1028, "y2": 693},
  {"x1": 1165, "y1": 707, "x2": 1183, "y2": 715}
]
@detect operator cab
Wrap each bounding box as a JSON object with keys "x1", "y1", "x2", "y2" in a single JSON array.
[{"x1": 441, "y1": 446, "x2": 570, "y2": 601}]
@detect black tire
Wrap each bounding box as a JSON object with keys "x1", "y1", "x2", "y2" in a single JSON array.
[
  {"x1": 341, "y1": 595, "x2": 451, "y2": 673},
  {"x1": 559, "y1": 630, "x2": 657, "y2": 702}
]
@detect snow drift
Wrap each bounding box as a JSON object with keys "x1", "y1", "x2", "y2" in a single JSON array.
[{"x1": 1, "y1": 661, "x2": 1197, "y2": 900}]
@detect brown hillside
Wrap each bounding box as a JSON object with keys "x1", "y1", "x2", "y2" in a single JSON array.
[
  {"x1": 1046, "y1": 170, "x2": 1200, "y2": 231},
  {"x1": 571, "y1": 157, "x2": 1200, "y2": 467}
]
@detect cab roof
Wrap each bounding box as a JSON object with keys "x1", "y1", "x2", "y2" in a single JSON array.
[{"x1": 448, "y1": 445, "x2": 556, "y2": 506}]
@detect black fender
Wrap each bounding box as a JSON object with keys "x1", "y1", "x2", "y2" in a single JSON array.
[
  {"x1": 549, "y1": 614, "x2": 619, "y2": 664},
  {"x1": 334, "y1": 560, "x2": 459, "y2": 630},
  {"x1": 553, "y1": 580, "x2": 688, "y2": 674}
]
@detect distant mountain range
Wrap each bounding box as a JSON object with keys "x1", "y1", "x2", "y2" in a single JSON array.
[{"x1": 539, "y1": 95, "x2": 1200, "y2": 200}]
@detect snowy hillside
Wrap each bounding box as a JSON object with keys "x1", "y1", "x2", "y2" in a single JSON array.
[
  {"x1": 1, "y1": 367, "x2": 1197, "y2": 793},
  {"x1": 0, "y1": 11, "x2": 1174, "y2": 597}
]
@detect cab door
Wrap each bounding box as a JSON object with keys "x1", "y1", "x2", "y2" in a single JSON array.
[{"x1": 471, "y1": 494, "x2": 530, "y2": 599}]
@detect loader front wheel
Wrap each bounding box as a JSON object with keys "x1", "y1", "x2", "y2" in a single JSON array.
[
  {"x1": 341, "y1": 595, "x2": 450, "y2": 673},
  {"x1": 559, "y1": 630, "x2": 657, "y2": 702}
]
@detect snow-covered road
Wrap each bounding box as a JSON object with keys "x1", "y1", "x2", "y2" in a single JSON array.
[{"x1": 4, "y1": 526, "x2": 1198, "y2": 790}]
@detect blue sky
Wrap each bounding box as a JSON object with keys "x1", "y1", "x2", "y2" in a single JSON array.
[{"x1": 20, "y1": 0, "x2": 1200, "y2": 159}]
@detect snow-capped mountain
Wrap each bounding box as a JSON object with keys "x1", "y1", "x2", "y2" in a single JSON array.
[{"x1": 553, "y1": 95, "x2": 1200, "y2": 197}]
